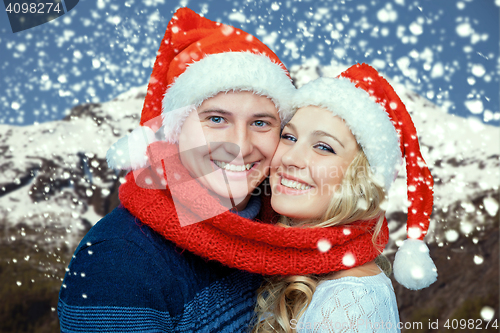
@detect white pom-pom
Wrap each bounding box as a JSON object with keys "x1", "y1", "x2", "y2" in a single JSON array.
[
  {"x1": 393, "y1": 238, "x2": 437, "y2": 290},
  {"x1": 106, "y1": 126, "x2": 157, "y2": 170}
]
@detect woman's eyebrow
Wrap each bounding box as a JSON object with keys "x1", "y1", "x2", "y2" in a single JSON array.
[{"x1": 311, "y1": 130, "x2": 345, "y2": 148}]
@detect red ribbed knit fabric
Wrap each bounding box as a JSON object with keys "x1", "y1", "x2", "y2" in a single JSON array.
[{"x1": 119, "y1": 142, "x2": 389, "y2": 275}]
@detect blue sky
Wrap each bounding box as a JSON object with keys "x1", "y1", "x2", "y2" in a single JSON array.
[{"x1": 0, "y1": 0, "x2": 498, "y2": 126}]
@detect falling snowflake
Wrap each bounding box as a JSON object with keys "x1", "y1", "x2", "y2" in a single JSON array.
[
  {"x1": 342, "y1": 253, "x2": 356, "y2": 267},
  {"x1": 317, "y1": 239, "x2": 331, "y2": 253}
]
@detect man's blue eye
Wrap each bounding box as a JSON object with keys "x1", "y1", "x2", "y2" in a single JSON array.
[
  {"x1": 254, "y1": 120, "x2": 267, "y2": 127},
  {"x1": 210, "y1": 116, "x2": 223, "y2": 123}
]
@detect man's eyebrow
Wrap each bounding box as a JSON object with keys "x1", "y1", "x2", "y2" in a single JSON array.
[
  {"x1": 312, "y1": 130, "x2": 345, "y2": 148},
  {"x1": 252, "y1": 112, "x2": 279, "y2": 121},
  {"x1": 198, "y1": 109, "x2": 233, "y2": 116},
  {"x1": 198, "y1": 109, "x2": 279, "y2": 121}
]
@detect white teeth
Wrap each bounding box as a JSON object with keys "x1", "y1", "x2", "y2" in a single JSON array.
[
  {"x1": 280, "y1": 178, "x2": 311, "y2": 190},
  {"x1": 213, "y1": 160, "x2": 254, "y2": 172}
]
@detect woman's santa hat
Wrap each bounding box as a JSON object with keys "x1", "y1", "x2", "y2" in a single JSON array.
[
  {"x1": 106, "y1": 7, "x2": 295, "y2": 170},
  {"x1": 293, "y1": 63, "x2": 437, "y2": 290}
]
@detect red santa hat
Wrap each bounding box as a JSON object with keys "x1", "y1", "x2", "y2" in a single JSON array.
[
  {"x1": 293, "y1": 63, "x2": 437, "y2": 290},
  {"x1": 106, "y1": 7, "x2": 295, "y2": 170}
]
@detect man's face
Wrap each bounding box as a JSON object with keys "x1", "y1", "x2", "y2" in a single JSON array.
[{"x1": 178, "y1": 91, "x2": 281, "y2": 210}]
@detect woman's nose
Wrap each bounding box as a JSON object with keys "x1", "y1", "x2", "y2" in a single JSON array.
[{"x1": 281, "y1": 143, "x2": 307, "y2": 169}]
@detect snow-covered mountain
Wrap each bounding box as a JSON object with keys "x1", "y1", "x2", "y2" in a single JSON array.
[
  {"x1": 0, "y1": 61, "x2": 498, "y2": 251},
  {"x1": 0, "y1": 86, "x2": 145, "y2": 246}
]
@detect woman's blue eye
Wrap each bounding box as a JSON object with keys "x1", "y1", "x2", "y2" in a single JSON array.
[
  {"x1": 280, "y1": 133, "x2": 296, "y2": 142},
  {"x1": 209, "y1": 116, "x2": 223, "y2": 123},
  {"x1": 315, "y1": 143, "x2": 335, "y2": 154}
]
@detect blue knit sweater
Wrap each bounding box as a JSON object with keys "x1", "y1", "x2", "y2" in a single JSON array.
[{"x1": 58, "y1": 200, "x2": 263, "y2": 332}]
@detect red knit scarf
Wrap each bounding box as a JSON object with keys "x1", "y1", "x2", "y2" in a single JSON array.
[{"x1": 119, "y1": 142, "x2": 389, "y2": 275}]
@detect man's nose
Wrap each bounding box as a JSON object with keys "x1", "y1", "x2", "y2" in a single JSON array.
[{"x1": 223, "y1": 124, "x2": 253, "y2": 158}]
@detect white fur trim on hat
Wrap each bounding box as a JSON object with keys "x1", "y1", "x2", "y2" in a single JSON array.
[
  {"x1": 162, "y1": 52, "x2": 296, "y2": 143},
  {"x1": 393, "y1": 238, "x2": 438, "y2": 290},
  {"x1": 293, "y1": 77, "x2": 401, "y2": 191},
  {"x1": 106, "y1": 126, "x2": 157, "y2": 170}
]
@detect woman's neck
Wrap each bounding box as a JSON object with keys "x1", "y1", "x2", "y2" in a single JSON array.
[{"x1": 325, "y1": 260, "x2": 382, "y2": 280}]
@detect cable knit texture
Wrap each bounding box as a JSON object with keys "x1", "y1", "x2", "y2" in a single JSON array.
[
  {"x1": 297, "y1": 273, "x2": 400, "y2": 333},
  {"x1": 119, "y1": 141, "x2": 390, "y2": 276}
]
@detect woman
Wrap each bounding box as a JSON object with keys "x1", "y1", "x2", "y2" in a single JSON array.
[{"x1": 252, "y1": 63, "x2": 438, "y2": 333}]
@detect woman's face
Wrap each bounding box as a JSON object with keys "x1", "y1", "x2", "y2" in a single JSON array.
[{"x1": 269, "y1": 106, "x2": 360, "y2": 222}]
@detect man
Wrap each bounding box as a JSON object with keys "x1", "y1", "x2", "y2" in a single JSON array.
[{"x1": 58, "y1": 7, "x2": 295, "y2": 332}]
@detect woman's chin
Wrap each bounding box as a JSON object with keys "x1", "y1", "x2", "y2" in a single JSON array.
[
  {"x1": 271, "y1": 197, "x2": 306, "y2": 220},
  {"x1": 271, "y1": 194, "x2": 328, "y2": 222}
]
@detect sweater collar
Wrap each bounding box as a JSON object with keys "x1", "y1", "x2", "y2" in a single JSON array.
[{"x1": 230, "y1": 192, "x2": 261, "y2": 220}]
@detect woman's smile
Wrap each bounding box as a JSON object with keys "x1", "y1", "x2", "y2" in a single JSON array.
[{"x1": 270, "y1": 106, "x2": 359, "y2": 221}]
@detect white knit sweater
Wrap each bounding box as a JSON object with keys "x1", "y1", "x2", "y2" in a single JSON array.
[{"x1": 295, "y1": 273, "x2": 400, "y2": 333}]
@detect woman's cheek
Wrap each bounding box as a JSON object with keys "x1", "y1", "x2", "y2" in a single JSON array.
[{"x1": 270, "y1": 145, "x2": 286, "y2": 168}]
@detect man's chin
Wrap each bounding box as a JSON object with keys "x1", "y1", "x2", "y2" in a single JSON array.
[{"x1": 212, "y1": 188, "x2": 251, "y2": 203}]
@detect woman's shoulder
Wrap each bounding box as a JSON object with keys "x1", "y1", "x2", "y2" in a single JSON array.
[
  {"x1": 297, "y1": 274, "x2": 400, "y2": 332},
  {"x1": 317, "y1": 272, "x2": 394, "y2": 290},
  {"x1": 312, "y1": 272, "x2": 397, "y2": 305}
]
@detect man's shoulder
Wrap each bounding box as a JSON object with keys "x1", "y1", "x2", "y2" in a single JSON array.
[
  {"x1": 67, "y1": 206, "x2": 252, "y2": 293},
  {"x1": 78, "y1": 206, "x2": 146, "y2": 243},
  {"x1": 60, "y1": 206, "x2": 263, "y2": 325},
  {"x1": 73, "y1": 206, "x2": 167, "y2": 257},
  {"x1": 60, "y1": 206, "x2": 190, "y2": 314},
  {"x1": 65, "y1": 206, "x2": 183, "y2": 295}
]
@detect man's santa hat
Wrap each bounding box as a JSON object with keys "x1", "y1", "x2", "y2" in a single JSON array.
[
  {"x1": 293, "y1": 63, "x2": 437, "y2": 290},
  {"x1": 106, "y1": 8, "x2": 295, "y2": 170}
]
